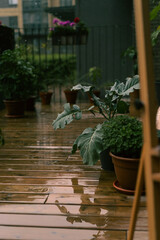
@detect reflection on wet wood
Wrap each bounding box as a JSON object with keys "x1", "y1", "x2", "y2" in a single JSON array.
[
  {"x1": 0, "y1": 204, "x2": 147, "y2": 217},
  {"x1": 0, "y1": 103, "x2": 147, "y2": 239},
  {"x1": 0, "y1": 214, "x2": 148, "y2": 230},
  {"x1": 0, "y1": 227, "x2": 127, "y2": 240}
]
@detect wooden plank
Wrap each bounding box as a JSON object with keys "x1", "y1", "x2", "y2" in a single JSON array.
[
  {"x1": 0, "y1": 171, "x2": 101, "y2": 178},
  {"x1": 0, "y1": 193, "x2": 48, "y2": 203},
  {"x1": 46, "y1": 194, "x2": 146, "y2": 207},
  {"x1": 133, "y1": 231, "x2": 148, "y2": 240},
  {"x1": 0, "y1": 214, "x2": 148, "y2": 230},
  {"x1": 0, "y1": 204, "x2": 147, "y2": 217},
  {"x1": 0, "y1": 165, "x2": 101, "y2": 171},
  {"x1": 0, "y1": 227, "x2": 126, "y2": 240},
  {"x1": 0, "y1": 185, "x2": 117, "y2": 195}
]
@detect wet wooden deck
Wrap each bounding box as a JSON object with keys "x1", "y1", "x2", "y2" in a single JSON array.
[{"x1": 0, "y1": 103, "x2": 148, "y2": 240}]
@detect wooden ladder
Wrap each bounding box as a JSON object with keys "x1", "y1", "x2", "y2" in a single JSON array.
[{"x1": 127, "y1": 0, "x2": 160, "y2": 239}]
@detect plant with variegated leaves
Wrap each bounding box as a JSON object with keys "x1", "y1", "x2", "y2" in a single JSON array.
[{"x1": 52, "y1": 75, "x2": 140, "y2": 166}]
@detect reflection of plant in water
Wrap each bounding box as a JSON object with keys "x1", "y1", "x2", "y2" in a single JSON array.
[{"x1": 55, "y1": 177, "x2": 108, "y2": 227}]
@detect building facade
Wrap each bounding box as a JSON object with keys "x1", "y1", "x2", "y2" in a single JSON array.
[{"x1": 0, "y1": 0, "x2": 23, "y2": 28}]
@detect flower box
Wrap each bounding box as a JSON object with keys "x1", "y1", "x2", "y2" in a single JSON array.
[{"x1": 50, "y1": 17, "x2": 88, "y2": 45}]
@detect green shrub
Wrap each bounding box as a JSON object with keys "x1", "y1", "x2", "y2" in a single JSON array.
[{"x1": 102, "y1": 115, "x2": 143, "y2": 158}]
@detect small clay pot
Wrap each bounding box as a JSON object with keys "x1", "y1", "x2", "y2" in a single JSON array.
[
  {"x1": 64, "y1": 90, "x2": 78, "y2": 104},
  {"x1": 40, "y1": 92, "x2": 53, "y2": 105}
]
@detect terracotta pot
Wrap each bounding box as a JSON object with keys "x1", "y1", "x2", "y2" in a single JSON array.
[
  {"x1": 64, "y1": 90, "x2": 78, "y2": 104},
  {"x1": 40, "y1": 92, "x2": 52, "y2": 105},
  {"x1": 4, "y1": 99, "x2": 26, "y2": 118},
  {"x1": 87, "y1": 90, "x2": 100, "y2": 104},
  {"x1": 110, "y1": 152, "x2": 139, "y2": 190}
]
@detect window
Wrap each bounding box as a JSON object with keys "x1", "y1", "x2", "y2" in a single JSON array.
[
  {"x1": 60, "y1": 0, "x2": 72, "y2": 7},
  {"x1": 9, "y1": 0, "x2": 18, "y2": 5},
  {"x1": 9, "y1": 16, "x2": 18, "y2": 28}
]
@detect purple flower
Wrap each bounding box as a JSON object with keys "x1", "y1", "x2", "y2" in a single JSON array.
[
  {"x1": 50, "y1": 27, "x2": 54, "y2": 31},
  {"x1": 53, "y1": 18, "x2": 60, "y2": 25},
  {"x1": 63, "y1": 20, "x2": 71, "y2": 26},
  {"x1": 70, "y1": 22, "x2": 75, "y2": 27},
  {"x1": 59, "y1": 21, "x2": 65, "y2": 26}
]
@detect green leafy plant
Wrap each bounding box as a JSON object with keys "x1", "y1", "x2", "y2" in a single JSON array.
[
  {"x1": 0, "y1": 47, "x2": 37, "y2": 100},
  {"x1": 102, "y1": 115, "x2": 143, "y2": 158},
  {"x1": 53, "y1": 75, "x2": 140, "y2": 165}
]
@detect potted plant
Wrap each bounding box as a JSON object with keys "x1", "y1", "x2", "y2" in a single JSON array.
[
  {"x1": 0, "y1": 48, "x2": 37, "y2": 117},
  {"x1": 52, "y1": 75, "x2": 140, "y2": 168},
  {"x1": 87, "y1": 66, "x2": 102, "y2": 102},
  {"x1": 36, "y1": 63, "x2": 54, "y2": 105},
  {"x1": 63, "y1": 72, "x2": 79, "y2": 105},
  {"x1": 52, "y1": 57, "x2": 78, "y2": 104},
  {"x1": 102, "y1": 115, "x2": 143, "y2": 193}
]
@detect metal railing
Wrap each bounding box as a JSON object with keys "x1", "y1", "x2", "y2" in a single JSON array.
[{"x1": 13, "y1": 25, "x2": 134, "y2": 102}]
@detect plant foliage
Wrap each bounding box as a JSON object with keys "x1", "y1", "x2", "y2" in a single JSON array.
[
  {"x1": 0, "y1": 48, "x2": 37, "y2": 100},
  {"x1": 53, "y1": 103, "x2": 82, "y2": 130},
  {"x1": 102, "y1": 115, "x2": 143, "y2": 158},
  {"x1": 52, "y1": 75, "x2": 140, "y2": 165}
]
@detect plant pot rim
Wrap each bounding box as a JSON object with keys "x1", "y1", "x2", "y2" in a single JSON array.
[
  {"x1": 64, "y1": 89, "x2": 78, "y2": 93},
  {"x1": 109, "y1": 152, "x2": 139, "y2": 161},
  {"x1": 3, "y1": 99, "x2": 25, "y2": 102}
]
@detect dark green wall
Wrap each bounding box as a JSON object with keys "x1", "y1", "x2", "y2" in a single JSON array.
[
  {"x1": 76, "y1": 0, "x2": 133, "y2": 26},
  {"x1": 75, "y1": 0, "x2": 134, "y2": 89}
]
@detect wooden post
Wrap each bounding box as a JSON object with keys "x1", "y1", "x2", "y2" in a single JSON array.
[{"x1": 127, "y1": 0, "x2": 159, "y2": 239}]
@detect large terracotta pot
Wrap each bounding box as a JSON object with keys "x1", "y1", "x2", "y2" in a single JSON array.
[
  {"x1": 64, "y1": 90, "x2": 78, "y2": 104},
  {"x1": 4, "y1": 99, "x2": 26, "y2": 118},
  {"x1": 110, "y1": 152, "x2": 139, "y2": 190},
  {"x1": 40, "y1": 92, "x2": 53, "y2": 105}
]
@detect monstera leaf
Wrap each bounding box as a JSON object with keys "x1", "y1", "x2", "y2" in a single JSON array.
[
  {"x1": 53, "y1": 103, "x2": 82, "y2": 130},
  {"x1": 72, "y1": 124, "x2": 104, "y2": 165}
]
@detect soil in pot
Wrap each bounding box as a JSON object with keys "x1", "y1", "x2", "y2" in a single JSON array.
[
  {"x1": 64, "y1": 90, "x2": 78, "y2": 104},
  {"x1": 4, "y1": 99, "x2": 26, "y2": 118},
  {"x1": 110, "y1": 152, "x2": 140, "y2": 190}
]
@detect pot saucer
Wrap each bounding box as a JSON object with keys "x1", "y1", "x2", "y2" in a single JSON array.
[
  {"x1": 113, "y1": 179, "x2": 145, "y2": 195},
  {"x1": 5, "y1": 114, "x2": 25, "y2": 118}
]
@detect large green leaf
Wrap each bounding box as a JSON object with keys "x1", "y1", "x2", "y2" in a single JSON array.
[
  {"x1": 52, "y1": 103, "x2": 82, "y2": 130},
  {"x1": 72, "y1": 84, "x2": 93, "y2": 92},
  {"x1": 121, "y1": 75, "x2": 140, "y2": 96},
  {"x1": 150, "y1": 2, "x2": 160, "y2": 21},
  {"x1": 108, "y1": 75, "x2": 140, "y2": 98},
  {"x1": 72, "y1": 124, "x2": 104, "y2": 165}
]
